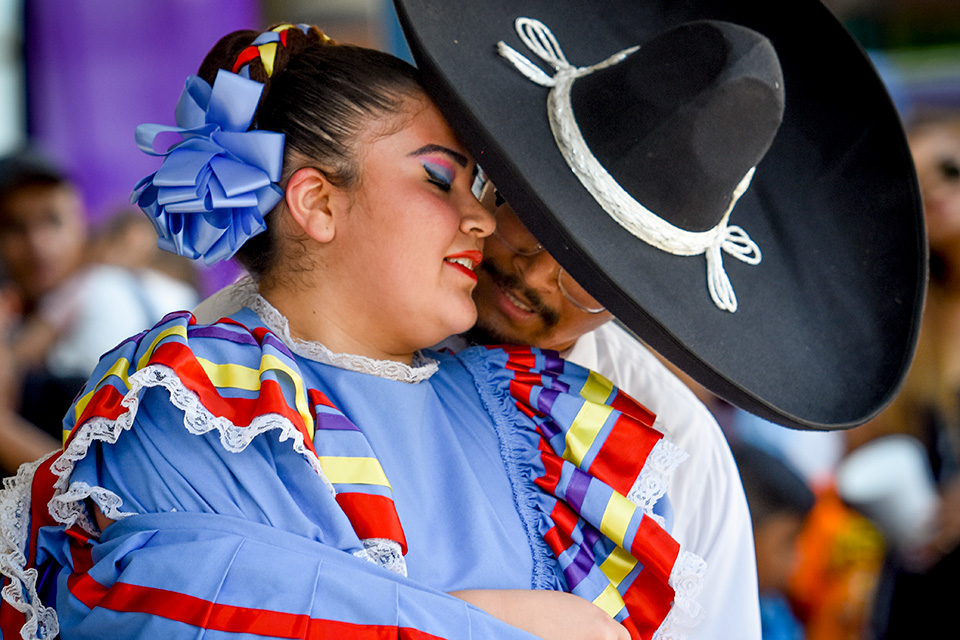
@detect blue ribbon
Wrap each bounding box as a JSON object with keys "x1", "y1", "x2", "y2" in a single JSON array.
[{"x1": 131, "y1": 69, "x2": 285, "y2": 264}]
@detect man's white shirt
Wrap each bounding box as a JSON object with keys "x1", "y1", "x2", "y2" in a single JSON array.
[{"x1": 566, "y1": 321, "x2": 761, "y2": 640}]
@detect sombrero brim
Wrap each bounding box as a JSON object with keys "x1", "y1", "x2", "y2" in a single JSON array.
[{"x1": 394, "y1": 0, "x2": 926, "y2": 430}]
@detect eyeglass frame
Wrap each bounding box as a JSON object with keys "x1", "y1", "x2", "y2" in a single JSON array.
[{"x1": 489, "y1": 229, "x2": 607, "y2": 314}]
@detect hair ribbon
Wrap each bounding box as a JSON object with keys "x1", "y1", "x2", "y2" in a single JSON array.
[
  {"x1": 130, "y1": 69, "x2": 285, "y2": 264},
  {"x1": 232, "y1": 23, "x2": 315, "y2": 79}
]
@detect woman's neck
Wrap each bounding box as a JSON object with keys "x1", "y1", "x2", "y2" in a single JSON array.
[{"x1": 257, "y1": 278, "x2": 417, "y2": 366}]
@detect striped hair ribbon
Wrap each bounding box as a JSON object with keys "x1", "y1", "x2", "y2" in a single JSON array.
[{"x1": 232, "y1": 23, "x2": 330, "y2": 78}]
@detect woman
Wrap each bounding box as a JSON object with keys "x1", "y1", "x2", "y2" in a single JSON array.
[
  {"x1": 0, "y1": 24, "x2": 699, "y2": 640},
  {"x1": 856, "y1": 109, "x2": 960, "y2": 639}
]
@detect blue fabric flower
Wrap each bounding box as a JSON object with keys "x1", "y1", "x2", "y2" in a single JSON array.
[{"x1": 131, "y1": 69, "x2": 285, "y2": 265}]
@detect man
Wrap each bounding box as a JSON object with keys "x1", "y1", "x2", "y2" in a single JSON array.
[
  {"x1": 450, "y1": 184, "x2": 762, "y2": 639},
  {"x1": 0, "y1": 151, "x2": 196, "y2": 475}
]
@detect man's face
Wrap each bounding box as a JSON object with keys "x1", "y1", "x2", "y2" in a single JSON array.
[
  {"x1": 0, "y1": 184, "x2": 87, "y2": 304},
  {"x1": 470, "y1": 184, "x2": 612, "y2": 352}
]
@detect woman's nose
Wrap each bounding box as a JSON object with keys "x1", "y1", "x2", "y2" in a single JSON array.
[{"x1": 462, "y1": 194, "x2": 496, "y2": 238}]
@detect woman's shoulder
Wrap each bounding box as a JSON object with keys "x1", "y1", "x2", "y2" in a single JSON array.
[
  {"x1": 63, "y1": 307, "x2": 315, "y2": 454},
  {"x1": 69, "y1": 310, "x2": 297, "y2": 421},
  {"x1": 99, "y1": 307, "x2": 280, "y2": 369}
]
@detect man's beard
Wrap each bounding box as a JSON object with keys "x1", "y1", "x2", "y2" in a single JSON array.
[{"x1": 466, "y1": 260, "x2": 561, "y2": 347}]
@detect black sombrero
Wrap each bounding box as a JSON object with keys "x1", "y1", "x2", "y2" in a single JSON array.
[{"x1": 393, "y1": 0, "x2": 926, "y2": 431}]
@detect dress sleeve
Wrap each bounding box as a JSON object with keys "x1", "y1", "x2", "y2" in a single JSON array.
[
  {"x1": 43, "y1": 462, "x2": 540, "y2": 640},
  {"x1": 457, "y1": 345, "x2": 706, "y2": 640},
  {"x1": 2, "y1": 312, "x2": 540, "y2": 639},
  {"x1": 581, "y1": 323, "x2": 761, "y2": 640}
]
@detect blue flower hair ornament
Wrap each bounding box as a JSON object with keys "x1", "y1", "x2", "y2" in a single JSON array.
[{"x1": 131, "y1": 69, "x2": 285, "y2": 264}]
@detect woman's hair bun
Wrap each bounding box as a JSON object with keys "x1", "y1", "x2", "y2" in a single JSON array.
[
  {"x1": 245, "y1": 24, "x2": 334, "y2": 83},
  {"x1": 197, "y1": 24, "x2": 333, "y2": 88}
]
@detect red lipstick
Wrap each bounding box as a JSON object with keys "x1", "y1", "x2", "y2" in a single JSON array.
[{"x1": 444, "y1": 250, "x2": 483, "y2": 282}]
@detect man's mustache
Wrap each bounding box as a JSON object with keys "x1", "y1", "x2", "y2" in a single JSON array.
[{"x1": 479, "y1": 260, "x2": 561, "y2": 328}]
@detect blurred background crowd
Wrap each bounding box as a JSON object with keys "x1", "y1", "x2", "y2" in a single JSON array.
[{"x1": 0, "y1": 1, "x2": 959, "y2": 639}]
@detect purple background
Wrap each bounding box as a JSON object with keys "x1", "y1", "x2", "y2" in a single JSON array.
[{"x1": 25, "y1": 0, "x2": 262, "y2": 294}]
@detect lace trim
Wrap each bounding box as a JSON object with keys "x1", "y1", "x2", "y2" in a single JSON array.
[
  {"x1": 45, "y1": 364, "x2": 407, "y2": 576},
  {"x1": 230, "y1": 276, "x2": 439, "y2": 383},
  {"x1": 49, "y1": 480, "x2": 133, "y2": 532},
  {"x1": 655, "y1": 550, "x2": 707, "y2": 640},
  {"x1": 627, "y1": 433, "x2": 689, "y2": 528},
  {"x1": 0, "y1": 454, "x2": 60, "y2": 640},
  {"x1": 624, "y1": 423, "x2": 707, "y2": 639},
  {"x1": 358, "y1": 538, "x2": 407, "y2": 577},
  {"x1": 625, "y1": 428, "x2": 706, "y2": 639},
  {"x1": 45, "y1": 363, "x2": 338, "y2": 536}
]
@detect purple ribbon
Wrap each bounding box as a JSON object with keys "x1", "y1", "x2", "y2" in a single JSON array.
[{"x1": 131, "y1": 69, "x2": 285, "y2": 264}]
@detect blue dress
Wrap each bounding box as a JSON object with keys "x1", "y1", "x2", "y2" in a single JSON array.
[{"x1": 0, "y1": 307, "x2": 699, "y2": 639}]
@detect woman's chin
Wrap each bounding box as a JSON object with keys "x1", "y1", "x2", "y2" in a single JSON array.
[{"x1": 433, "y1": 306, "x2": 478, "y2": 346}]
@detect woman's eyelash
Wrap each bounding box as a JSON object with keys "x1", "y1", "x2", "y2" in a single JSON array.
[
  {"x1": 427, "y1": 176, "x2": 451, "y2": 192},
  {"x1": 423, "y1": 161, "x2": 453, "y2": 192}
]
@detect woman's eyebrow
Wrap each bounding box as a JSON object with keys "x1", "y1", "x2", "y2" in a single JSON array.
[{"x1": 407, "y1": 144, "x2": 469, "y2": 168}]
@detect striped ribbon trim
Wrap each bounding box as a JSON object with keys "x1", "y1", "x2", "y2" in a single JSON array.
[
  {"x1": 232, "y1": 24, "x2": 310, "y2": 78},
  {"x1": 61, "y1": 524, "x2": 436, "y2": 639},
  {"x1": 495, "y1": 345, "x2": 680, "y2": 640},
  {"x1": 61, "y1": 311, "x2": 406, "y2": 552}
]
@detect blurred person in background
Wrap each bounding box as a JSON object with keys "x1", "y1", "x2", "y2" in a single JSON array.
[
  {"x1": 718, "y1": 109, "x2": 960, "y2": 640},
  {"x1": 855, "y1": 108, "x2": 960, "y2": 639},
  {"x1": 89, "y1": 210, "x2": 200, "y2": 321},
  {"x1": 731, "y1": 442, "x2": 815, "y2": 640},
  {"x1": 0, "y1": 150, "x2": 199, "y2": 475},
  {"x1": 0, "y1": 262, "x2": 59, "y2": 474}
]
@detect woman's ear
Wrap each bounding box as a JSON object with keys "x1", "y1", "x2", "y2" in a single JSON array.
[{"x1": 284, "y1": 167, "x2": 345, "y2": 243}]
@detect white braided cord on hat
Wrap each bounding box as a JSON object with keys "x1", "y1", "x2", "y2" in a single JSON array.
[{"x1": 497, "y1": 18, "x2": 762, "y2": 312}]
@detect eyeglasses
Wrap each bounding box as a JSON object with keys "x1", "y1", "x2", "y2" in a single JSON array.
[{"x1": 491, "y1": 211, "x2": 606, "y2": 314}]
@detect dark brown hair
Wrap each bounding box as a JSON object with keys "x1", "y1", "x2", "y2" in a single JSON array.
[
  {"x1": 197, "y1": 26, "x2": 424, "y2": 277},
  {"x1": 0, "y1": 149, "x2": 71, "y2": 221}
]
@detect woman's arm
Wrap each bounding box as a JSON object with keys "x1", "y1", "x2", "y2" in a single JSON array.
[{"x1": 451, "y1": 589, "x2": 630, "y2": 640}]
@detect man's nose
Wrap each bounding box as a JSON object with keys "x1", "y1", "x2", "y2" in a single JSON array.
[{"x1": 514, "y1": 251, "x2": 559, "y2": 292}]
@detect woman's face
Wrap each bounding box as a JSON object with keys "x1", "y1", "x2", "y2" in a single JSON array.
[
  {"x1": 909, "y1": 120, "x2": 960, "y2": 252},
  {"x1": 325, "y1": 97, "x2": 494, "y2": 360}
]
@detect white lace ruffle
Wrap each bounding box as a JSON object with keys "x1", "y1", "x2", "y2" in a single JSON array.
[
  {"x1": 37, "y1": 363, "x2": 404, "y2": 575},
  {"x1": 0, "y1": 454, "x2": 60, "y2": 640},
  {"x1": 231, "y1": 276, "x2": 440, "y2": 383},
  {"x1": 45, "y1": 363, "x2": 339, "y2": 536},
  {"x1": 61, "y1": 364, "x2": 333, "y2": 487},
  {"x1": 49, "y1": 480, "x2": 133, "y2": 532},
  {"x1": 655, "y1": 550, "x2": 707, "y2": 640},
  {"x1": 622, "y1": 422, "x2": 705, "y2": 640},
  {"x1": 357, "y1": 538, "x2": 407, "y2": 577},
  {"x1": 627, "y1": 433, "x2": 689, "y2": 528}
]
